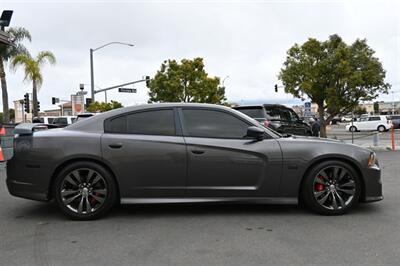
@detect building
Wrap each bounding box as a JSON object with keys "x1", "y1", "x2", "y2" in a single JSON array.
[
  {"x1": 13, "y1": 99, "x2": 33, "y2": 123},
  {"x1": 359, "y1": 101, "x2": 400, "y2": 115},
  {"x1": 43, "y1": 102, "x2": 73, "y2": 117}
]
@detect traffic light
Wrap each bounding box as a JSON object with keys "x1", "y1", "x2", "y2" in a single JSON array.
[
  {"x1": 86, "y1": 98, "x2": 92, "y2": 106},
  {"x1": 145, "y1": 76, "x2": 150, "y2": 87},
  {"x1": 23, "y1": 93, "x2": 30, "y2": 113},
  {"x1": 37, "y1": 101, "x2": 40, "y2": 112},
  {"x1": 274, "y1": 84, "x2": 278, "y2": 93},
  {"x1": 52, "y1": 97, "x2": 56, "y2": 105}
]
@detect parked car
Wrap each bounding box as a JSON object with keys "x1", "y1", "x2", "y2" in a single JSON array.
[
  {"x1": 75, "y1": 113, "x2": 96, "y2": 123},
  {"x1": 233, "y1": 104, "x2": 312, "y2": 136},
  {"x1": 52, "y1": 116, "x2": 76, "y2": 127},
  {"x1": 32, "y1": 116, "x2": 57, "y2": 124},
  {"x1": 345, "y1": 115, "x2": 392, "y2": 132},
  {"x1": 341, "y1": 116, "x2": 354, "y2": 123},
  {"x1": 330, "y1": 117, "x2": 341, "y2": 125},
  {"x1": 7, "y1": 103, "x2": 382, "y2": 220},
  {"x1": 388, "y1": 115, "x2": 400, "y2": 129}
]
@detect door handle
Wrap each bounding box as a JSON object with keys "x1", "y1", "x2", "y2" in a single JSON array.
[
  {"x1": 108, "y1": 143, "x2": 123, "y2": 149},
  {"x1": 191, "y1": 150, "x2": 205, "y2": 155}
]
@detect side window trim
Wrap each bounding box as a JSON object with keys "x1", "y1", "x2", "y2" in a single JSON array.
[
  {"x1": 104, "y1": 108, "x2": 179, "y2": 136},
  {"x1": 178, "y1": 107, "x2": 253, "y2": 139}
]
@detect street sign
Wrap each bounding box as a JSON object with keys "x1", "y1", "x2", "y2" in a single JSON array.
[
  {"x1": 304, "y1": 102, "x2": 311, "y2": 116},
  {"x1": 118, "y1": 88, "x2": 137, "y2": 93}
]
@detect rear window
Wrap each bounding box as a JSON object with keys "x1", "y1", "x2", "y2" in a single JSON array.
[
  {"x1": 264, "y1": 106, "x2": 299, "y2": 122},
  {"x1": 234, "y1": 107, "x2": 269, "y2": 119},
  {"x1": 47, "y1": 118, "x2": 55, "y2": 124}
]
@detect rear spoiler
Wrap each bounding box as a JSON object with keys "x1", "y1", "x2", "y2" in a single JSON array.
[{"x1": 14, "y1": 123, "x2": 48, "y2": 135}]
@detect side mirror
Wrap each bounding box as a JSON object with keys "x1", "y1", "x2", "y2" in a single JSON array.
[{"x1": 246, "y1": 126, "x2": 265, "y2": 140}]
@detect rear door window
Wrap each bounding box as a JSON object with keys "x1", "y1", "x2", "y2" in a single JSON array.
[{"x1": 105, "y1": 109, "x2": 176, "y2": 136}]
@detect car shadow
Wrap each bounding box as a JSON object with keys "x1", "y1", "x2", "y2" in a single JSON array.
[{"x1": 11, "y1": 200, "x2": 383, "y2": 221}]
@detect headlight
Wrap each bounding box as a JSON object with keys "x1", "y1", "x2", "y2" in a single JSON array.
[{"x1": 368, "y1": 153, "x2": 376, "y2": 167}]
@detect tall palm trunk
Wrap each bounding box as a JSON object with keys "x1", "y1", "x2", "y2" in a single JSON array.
[
  {"x1": 32, "y1": 79, "x2": 38, "y2": 117},
  {"x1": 0, "y1": 59, "x2": 10, "y2": 123}
]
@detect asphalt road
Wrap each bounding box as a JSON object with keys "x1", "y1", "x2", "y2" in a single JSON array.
[{"x1": 1, "y1": 151, "x2": 400, "y2": 266}]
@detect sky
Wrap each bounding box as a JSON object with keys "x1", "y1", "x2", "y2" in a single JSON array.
[{"x1": 1, "y1": 0, "x2": 399, "y2": 111}]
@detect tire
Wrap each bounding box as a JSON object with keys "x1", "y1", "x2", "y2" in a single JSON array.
[
  {"x1": 377, "y1": 125, "x2": 386, "y2": 132},
  {"x1": 301, "y1": 160, "x2": 361, "y2": 215},
  {"x1": 349, "y1": 126, "x2": 357, "y2": 132},
  {"x1": 53, "y1": 161, "x2": 118, "y2": 220}
]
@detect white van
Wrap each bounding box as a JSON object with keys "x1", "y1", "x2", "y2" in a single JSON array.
[{"x1": 345, "y1": 115, "x2": 392, "y2": 132}]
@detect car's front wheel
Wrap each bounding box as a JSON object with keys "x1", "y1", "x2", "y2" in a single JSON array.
[
  {"x1": 53, "y1": 161, "x2": 117, "y2": 220},
  {"x1": 301, "y1": 160, "x2": 361, "y2": 215}
]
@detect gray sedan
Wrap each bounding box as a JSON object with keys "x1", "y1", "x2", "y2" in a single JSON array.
[{"x1": 6, "y1": 103, "x2": 382, "y2": 220}]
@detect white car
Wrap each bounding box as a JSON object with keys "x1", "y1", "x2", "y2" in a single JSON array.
[
  {"x1": 52, "y1": 116, "x2": 76, "y2": 127},
  {"x1": 345, "y1": 115, "x2": 392, "y2": 132},
  {"x1": 32, "y1": 116, "x2": 57, "y2": 124}
]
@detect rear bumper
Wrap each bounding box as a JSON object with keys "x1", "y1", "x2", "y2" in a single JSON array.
[
  {"x1": 6, "y1": 178, "x2": 49, "y2": 201},
  {"x1": 360, "y1": 164, "x2": 383, "y2": 203},
  {"x1": 6, "y1": 159, "x2": 51, "y2": 202}
]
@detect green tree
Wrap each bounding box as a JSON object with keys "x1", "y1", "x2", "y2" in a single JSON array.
[
  {"x1": 279, "y1": 34, "x2": 390, "y2": 137},
  {"x1": 87, "y1": 100, "x2": 123, "y2": 113},
  {"x1": 0, "y1": 27, "x2": 31, "y2": 123},
  {"x1": 11, "y1": 51, "x2": 56, "y2": 117},
  {"x1": 148, "y1": 57, "x2": 226, "y2": 104}
]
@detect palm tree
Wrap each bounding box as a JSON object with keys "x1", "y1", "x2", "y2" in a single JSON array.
[
  {"x1": 11, "y1": 51, "x2": 56, "y2": 117},
  {"x1": 0, "y1": 27, "x2": 31, "y2": 123}
]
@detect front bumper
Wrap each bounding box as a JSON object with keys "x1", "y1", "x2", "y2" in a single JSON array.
[{"x1": 360, "y1": 164, "x2": 383, "y2": 203}]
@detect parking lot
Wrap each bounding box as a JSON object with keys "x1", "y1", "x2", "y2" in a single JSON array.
[
  {"x1": 327, "y1": 124, "x2": 400, "y2": 149},
  {"x1": 0, "y1": 150, "x2": 399, "y2": 266}
]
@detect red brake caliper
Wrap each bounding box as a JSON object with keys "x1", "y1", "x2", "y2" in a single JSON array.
[
  {"x1": 315, "y1": 176, "x2": 325, "y2": 192},
  {"x1": 90, "y1": 193, "x2": 101, "y2": 205}
]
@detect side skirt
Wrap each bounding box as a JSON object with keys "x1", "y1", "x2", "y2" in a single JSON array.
[{"x1": 121, "y1": 197, "x2": 298, "y2": 205}]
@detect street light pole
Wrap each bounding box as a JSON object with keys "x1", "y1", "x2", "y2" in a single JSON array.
[
  {"x1": 222, "y1": 76, "x2": 229, "y2": 87},
  {"x1": 90, "y1": 48, "x2": 94, "y2": 102},
  {"x1": 89, "y1": 41, "x2": 134, "y2": 103}
]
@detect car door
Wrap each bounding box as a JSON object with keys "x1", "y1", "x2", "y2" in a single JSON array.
[
  {"x1": 369, "y1": 117, "x2": 381, "y2": 130},
  {"x1": 101, "y1": 108, "x2": 187, "y2": 198},
  {"x1": 180, "y1": 108, "x2": 282, "y2": 197},
  {"x1": 356, "y1": 117, "x2": 368, "y2": 130}
]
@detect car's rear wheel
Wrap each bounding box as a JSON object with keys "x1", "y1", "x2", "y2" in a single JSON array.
[
  {"x1": 377, "y1": 125, "x2": 386, "y2": 132},
  {"x1": 301, "y1": 160, "x2": 361, "y2": 215},
  {"x1": 53, "y1": 161, "x2": 117, "y2": 220},
  {"x1": 349, "y1": 126, "x2": 357, "y2": 132}
]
